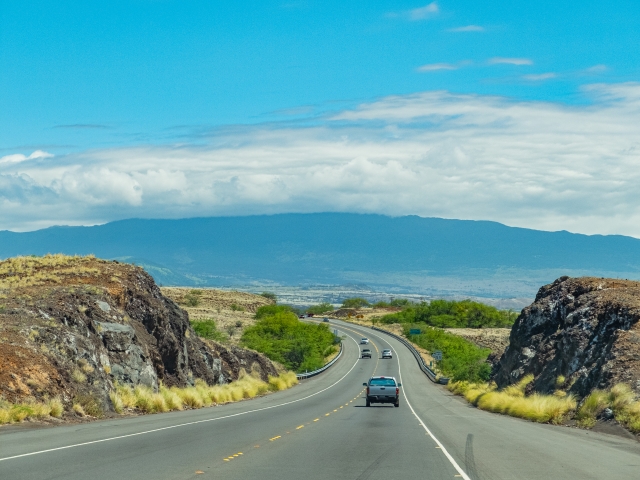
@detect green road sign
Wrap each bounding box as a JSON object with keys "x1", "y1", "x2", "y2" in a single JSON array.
[{"x1": 409, "y1": 329, "x2": 421, "y2": 335}]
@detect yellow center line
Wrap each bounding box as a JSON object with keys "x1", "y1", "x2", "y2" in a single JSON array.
[
  {"x1": 325, "y1": 413, "x2": 330, "y2": 416},
  {"x1": 237, "y1": 452, "x2": 243, "y2": 455},
  {"x1": 296, "y1": 425, "x2": 304, "y2": 430},
  {"x1": 333, "y1": 409, "x2": 338, "y2": 412},
  {"x1": 313, "y1": 418, "x2": 319, "y2": 422},
  {"x1": 223, "y1": 459, "x2": 230, "y2": 462}
]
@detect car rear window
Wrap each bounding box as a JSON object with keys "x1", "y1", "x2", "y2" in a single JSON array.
[{"x1": 369, "y1": 378, "x2": 396, "y2": 386}]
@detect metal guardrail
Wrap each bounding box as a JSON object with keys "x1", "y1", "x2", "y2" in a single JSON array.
[
  {"x1": 296, "y1": 341, "x2": 343, "y2": 380},
  {"x1": 371, "y1": 327, "x2": 448, "y2": 384}
]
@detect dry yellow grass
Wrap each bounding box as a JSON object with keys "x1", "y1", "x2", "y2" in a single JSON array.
[
  {"x1": 449, "y1": 376, "x2": 576, "y2": 424},
  {"x1": 108, "y1": 371, "x2": 298, "y2": 415},
  {"x1": 0, "y1": 397, "x2": 64, "y2": 425},
  {"x1": 577, "y1": 383, "x2": 640, "y2": 432},
  {"x1": 0, "y1": 254, "x2": 100, "y2": 289},
  {"x1": 161, "y1": 287, "x2": 274, "y2": 343}
]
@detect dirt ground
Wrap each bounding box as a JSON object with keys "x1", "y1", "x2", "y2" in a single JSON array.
[{"x1": 161, "y1": 288, "x2": 274, "y2": 343}]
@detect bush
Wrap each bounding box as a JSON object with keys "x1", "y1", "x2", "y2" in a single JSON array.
[
  {"x1": 341, "y1": 297, "x2": 371, "y2": 309},
  {"x1": 260, "y1": 292, "x2": 277, "y2": 302},
  {"x1": 230, "y1": 303, "x2": 245, "y2": 312},
  {"x1": 255, "y1": 304, "x2": 297, "y2": 319},
  {"x1": 306, "y1": 302, "x2": 334, "y2": 315},
  {"x1": 380, "y1": 299, "x2": 517, "y2": 328},
  {"x1": 183, "y1": 293, "x2": 200, "y2": 307},
  {"x1": 241, "y1": 310, "x2": 337, "y2": 372},
  {"x1": 405, "y1": 325, "x2": 491, "y2": 382},
  {"x1": 190, "y1": 319, "x2": 227, "y2": 342}
]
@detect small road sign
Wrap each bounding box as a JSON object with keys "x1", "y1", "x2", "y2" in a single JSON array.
[
  {"x1": 433, "y1": 350, "x2": 443, "y2": 361},
  {"x1": 409, "y1": 329, "x2": 421, "y2": 335}
]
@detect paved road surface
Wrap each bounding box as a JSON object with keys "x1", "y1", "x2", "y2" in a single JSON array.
[{"x1": 1, "y1": 319, "x2": 640, "y2": 480}]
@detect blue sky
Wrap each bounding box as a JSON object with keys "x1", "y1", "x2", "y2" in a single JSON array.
[{"x1": 1, "y1": 1, "x2": 640, "y2": 234}]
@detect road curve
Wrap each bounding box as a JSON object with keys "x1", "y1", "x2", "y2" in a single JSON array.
[{"x1": 1, "y1": 320, "x2": 639, "y2": 480}]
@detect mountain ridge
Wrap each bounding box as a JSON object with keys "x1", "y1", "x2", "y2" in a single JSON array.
[{"x1": 1, "y1": 213, "x2": 639, "y2": 298}]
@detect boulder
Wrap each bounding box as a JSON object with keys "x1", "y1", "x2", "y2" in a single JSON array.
[{"x1": 494, "y1": 276, "x2": 640, "y2": 397}]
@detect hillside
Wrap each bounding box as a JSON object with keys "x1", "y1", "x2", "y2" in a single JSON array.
[
  {"x1": 1, "y1": 213, "x2": 640, "y2": 298},
  {"x1": 161, "y1": 287, "x2": 274, "y2": 343},
  {"x1": 0, "y1": 255, "x2": 277, "y2": 415}
]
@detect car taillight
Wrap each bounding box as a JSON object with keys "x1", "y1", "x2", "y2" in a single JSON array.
[
  {"x1": 396, "y1": 387, "x2": 399, "y2": 395},
  {"x1": 366, "y1": 387, "x2": 369, "y2": 395}
]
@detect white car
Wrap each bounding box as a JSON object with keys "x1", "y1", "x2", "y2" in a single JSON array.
[
  {"x1": 360, "y1": 338, "x2": 369, "y2": 344},
  {"x1": 381, "y1": 349, "x2": 392, "y2": 359}
]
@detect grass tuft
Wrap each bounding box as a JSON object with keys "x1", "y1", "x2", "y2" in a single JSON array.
[
  {"x1": 108, "y1": 372, "x2": 297, "y2": 416},
  {"x1": 449, "y1": 378, "x2": 576, "y2": 424}
]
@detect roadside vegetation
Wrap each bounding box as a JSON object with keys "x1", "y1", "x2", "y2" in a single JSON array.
[
  {"x1": 448, "y1": 375, "x2": 576, "y2": 423},
  {"x1": 341, "y1": 297, "x2": 371, "y2": 309},
  {"x1": 373, "y1": 298, "x2": 412, "y2": 308},
  {"x1": 379, "y1": 299, "x2": 517, "y2": 328},
  {"x1": 306, "y1": 302, "x2": 334, "y2": 315},
  {"x1": 0, "y1": 371, "x2": 298, "y2": 425},
  {"x1": 109, "y1": 371, "x2": 298, "y2": 415},
  {"x1": 575, "y1": 384, "x2": 640, "y2": 432},
  {"x1": 0, "y1": 397, "x2": 64, "y2": 425},
  {"x1": 405, "y1": 325, "x2": 491, "y2": 382},
  {"x1": 241, "y1": 309, "x2": 338, "y2": 372},
  {"x1": 449, "y1": 376, "x2": 640, "y2": 432}
]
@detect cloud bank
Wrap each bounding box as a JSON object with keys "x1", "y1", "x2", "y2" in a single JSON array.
[{"x1": 2, "y1": 83, "x2": 640, "y2": 236}]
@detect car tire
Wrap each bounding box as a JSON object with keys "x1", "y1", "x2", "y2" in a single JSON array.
[
  {"x1": 394, "y1": 400, "x2": 399, "y2": 408},
  {"x1": 366, "y1": 399, "x2": 371, "y2": 407}
]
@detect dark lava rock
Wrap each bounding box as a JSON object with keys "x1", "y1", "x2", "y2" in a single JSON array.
[
  {"x1": 0, "y1": 256, "x2": 278, "y2": 409},
  {"x1": 493, "y1": 276, "x2": 640, "y2": 397}
]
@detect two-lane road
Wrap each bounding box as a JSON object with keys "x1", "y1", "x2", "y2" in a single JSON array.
[{"x1": 1, "y1": 320, "x2": 640, "y2": 479}]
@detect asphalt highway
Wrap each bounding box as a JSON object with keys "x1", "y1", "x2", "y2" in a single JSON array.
[{"x1": 2, "y1": 319, "x2": 640, "y2": 480}]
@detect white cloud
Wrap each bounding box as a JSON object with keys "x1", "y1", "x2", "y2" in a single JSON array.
[
  {"x1": 585, "y1": 64, "x2": 608, "y2": 73},
  {"x1": 448, "y1": 25, "x2": 484, "y2": 32},
  {"x1": 489, "y1": 57, "x2": 533, "y2": 66},
  {"x1": 3, "y1": 84, "x2": 640, "y2": 237},
  {"x1": 417, "y1": 63, "x2": 458, "y2": 72},
  {"x1": 409, "y1": 2, "x2": 439, "y2": 20},
  {"x1": 0, "y1": 150, "x2": 54, "y2": 165},
  {"x1": 388, "y1": 2, "x2": 439, "y2": 21},
  {"x1": 522, "y1": 73, "x2": 557, "y2": 81}
]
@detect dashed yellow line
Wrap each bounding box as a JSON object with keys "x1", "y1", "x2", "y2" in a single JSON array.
[
  {"x1": 269, "y1": 435, "x2": 281, "y2": 441},
  {"x1": 296, "y1": 425, "x2": 304, "y2": 430},
  {"x1": 314, "y1": 418, "x2": 319, "y2": 422}
]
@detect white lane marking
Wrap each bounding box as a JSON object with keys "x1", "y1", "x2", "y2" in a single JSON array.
[
  {"x1": 0, "y1": 330, "x2": 360, "y2": 463},
  {"x1": 339, "y1": 322, "x2": 471, "y2": 480}
]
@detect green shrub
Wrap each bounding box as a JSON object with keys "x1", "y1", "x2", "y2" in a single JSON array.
[
  {"x1": 241, "y1": 310, "x2": 337, "y2": 372},
  {"x1": 380, "y1": 299, "x2": 517, "y2": 328},
  {"x1": 405, "y1": 325, "x2": 491, "y2": 382},
  {"x1": 190, "y1": 319, "x2": 227, "y2": 342},
  {"x1": 260, "y1": 292, "x2": 277, "y2": 302},
  {"x1": 255, "y1": 304, "x2": 297, "y2": 319},
  {"x1": 230, "y1": 303, "x2": 245, "y2": 312},
  {"x1": 183, "y1": 293, "x2": 200, "y2": 307},
  {"x1": 306, "y1": 302, "x2": 334, "y2": 315},
  {"x1": 341, "y1": 297, "x2": 371, "y2": 309}
]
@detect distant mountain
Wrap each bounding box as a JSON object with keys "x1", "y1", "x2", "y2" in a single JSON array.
[{"x1": 1, "y1": 213, "x2": 639, "y2": 298}]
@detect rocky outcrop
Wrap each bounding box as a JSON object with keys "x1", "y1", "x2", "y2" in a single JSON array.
[
  {"x1": 0, "y1": 255, "x2": 277, "y2": 409},
  {"x1": 494, "y1": 276, "x2": 640, "y2": 397}
]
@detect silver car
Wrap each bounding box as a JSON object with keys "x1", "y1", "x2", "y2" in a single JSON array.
[
  {"x1": 360, "y1": 338, "x2": 369, "y2": 344},
  {"x1": 381, "y1": 349, "x2": 392, "y2": 359}
]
